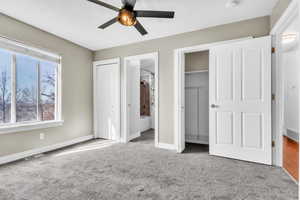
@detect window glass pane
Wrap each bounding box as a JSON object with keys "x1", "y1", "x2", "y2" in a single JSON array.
[
  {"x1": 40, "y1": 61, "x2": 56, "y2": 121},
  {"x1": 0, "y1": 49, "x2": 11, "y2": 124},
  {"x1": 16, "y1": 54, "x2": 38, "y2": 122}
]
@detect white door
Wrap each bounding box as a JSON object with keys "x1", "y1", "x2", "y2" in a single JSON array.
[
  {"x1": 209, "y1": 36, "x2": 272, "y2": 165},
  {"x1": 126, "y1": 60, "x2": 141, "y2": 141},
  {"x1": 95, "y1": 63, "x2": 120, "y2": 140}
]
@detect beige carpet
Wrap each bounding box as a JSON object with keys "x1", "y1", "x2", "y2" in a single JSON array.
[{"x1": 0, "y1": 130, "x2": 298, "y2": 200}]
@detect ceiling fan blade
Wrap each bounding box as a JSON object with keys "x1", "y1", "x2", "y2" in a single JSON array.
[
  {"x1": 121, "y1": 0, "x2": 136, "y2": 8},
  {"x1": 134, "y1": 20, "x2": 148, "y2": 36},
  {"x1": 87, "y1": 0, "x2": 119, "y2": 12},
  {"x1": 98, "y1": 18, "x2": 118, "y2": 29},
  {"x1": 135, "y1": 10, "x2": 175, "y2": 18}
]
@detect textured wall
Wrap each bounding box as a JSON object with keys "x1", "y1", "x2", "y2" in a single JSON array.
[
  {"x1": 94, "y1": 16, "x2": 270, "y2": 145},
  {"x1": 0, "y1": 14, "x2": 93, "y2": 156}
]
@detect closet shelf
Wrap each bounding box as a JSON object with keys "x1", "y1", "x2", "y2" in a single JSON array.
[
  {"x1": 185, "y1": 69, "x2": 208, "y2": 74},
  {"x1": 186, "y1": 139, "x2": 209, "y2": 145}
]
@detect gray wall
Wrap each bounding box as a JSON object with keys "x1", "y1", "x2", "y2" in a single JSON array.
[
  {"x1": 270, "y1": 0, "x2": 292, "y2": 29},
  {"x1": 0, "y1": 14, "x2": 93, "y2": 156},
  {"x1": 94, "y1": 16, "x2": 270, "y2": 145}
]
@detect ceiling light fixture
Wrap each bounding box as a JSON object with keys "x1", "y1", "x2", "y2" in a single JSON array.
[
  {"x1": 87, "y1": 0, "x2": 175, "y2": 36},
  {"x1": 226, "y1": 0, "x2": 241, "y2": 8},
  {"x1": 281, "y1": 33, "x2": 299, "y2": 52},
  {"x1": 282, "y1": 33, "x2": 298, "y2": 44},
  {"x1": 118, "y1": 8, "x2": 137, "y2": 26}
]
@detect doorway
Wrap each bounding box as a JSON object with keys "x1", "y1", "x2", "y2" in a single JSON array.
[
  {"x1": 271, "y1": 1, "x2": 299, "y2": 182},
  {"x1": 123, "y1": 53, "x2": 159, "y2": 146},
  {"x1": 184, "y1": 51, "x2": 209, "y2": 151},
  {"x1": 175, "y1": 37, "x2": 272, "y2": 165}
]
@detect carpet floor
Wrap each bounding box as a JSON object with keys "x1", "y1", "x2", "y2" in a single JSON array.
[{"x1": 0, "y1": 130, "x2": 298, "y2": 200}]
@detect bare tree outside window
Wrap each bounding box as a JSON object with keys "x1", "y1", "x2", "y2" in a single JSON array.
[
  {"x1": 0, "y1": 70, "x2": 11, "y2": 123},
  {"x1": 16, "y1": 54, "x2": 37, "y2": 122},
  {"x1": 40, "y1": 61, "x2": 56, "y2": 121},
  {"x1": 0, "y1": 49, "x2": 12, "y2": 124}
]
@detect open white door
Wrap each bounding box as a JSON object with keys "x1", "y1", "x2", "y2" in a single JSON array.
[
  {"x1": 95, "y1": 62, "x2": 120, "y2": 140},
  {"x1": 209, "y1": 36, "x2": 272, "y2": 165},
  {"x1": 125, "y1": 60, "x2": 141, "y2": 142}
]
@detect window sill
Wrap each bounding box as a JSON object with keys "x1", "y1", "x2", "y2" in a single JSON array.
[{"x1": 0, "y1": 120, "x2": 64, "y2": 135}]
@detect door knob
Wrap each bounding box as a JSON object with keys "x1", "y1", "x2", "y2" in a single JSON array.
[{"x1": 211, "y1": 104, "x2": 219, "y2": 108}]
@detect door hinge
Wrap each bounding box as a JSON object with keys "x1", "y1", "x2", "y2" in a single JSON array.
[
  {"x1": 272, "y1": 94, "x2": 275, "y2": 101},
  {"x1": 272, "y1": 47, "x2": 276, "y2": 53},
  {"x1": 272, "y1": 141, "x2": 275, "y2": 147}
]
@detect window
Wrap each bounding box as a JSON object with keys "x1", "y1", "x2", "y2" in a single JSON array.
[
  {"x1": 16, "y1": 54, "x2": 38, "y2": 122},
  {"x1": 0, "y1": 37, "x2": 61, "y2": 132}
]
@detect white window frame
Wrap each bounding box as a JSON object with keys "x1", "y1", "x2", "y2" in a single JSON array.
[{"x1": 0, "y1": 36, "x2": 63, "y2": 135}]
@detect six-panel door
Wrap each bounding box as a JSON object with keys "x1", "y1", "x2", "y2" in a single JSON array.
[{"x1": 209, "y1": 37, "x2": 272, "y2": 165}]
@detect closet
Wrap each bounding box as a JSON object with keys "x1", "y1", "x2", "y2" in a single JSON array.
[{"x1": 185, "y1": 51, "x2": 209, "y2": 144}]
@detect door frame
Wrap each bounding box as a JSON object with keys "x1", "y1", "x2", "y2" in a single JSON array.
[
  {"x1": 270, "y1": 0, "x2": 299, "y2": 167},
  {"x1": 93, "y1": 58, "x2": 121, "y2": 141},
  {"x1": 122, "y1": 52, "x2": 159, "y2": 147},
  {"x1": 174, "y1": 37, "x2": 258, "y2": 153}
]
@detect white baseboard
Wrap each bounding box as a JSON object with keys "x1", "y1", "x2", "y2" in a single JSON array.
[
  {"x1": 156, "y1": 142, "x2": 176, "y2": 151},
  {"x1": 0, "y1": 135, "x2": 94, "y2": 166},
  {"x1": 128, "y1": 132, "x2": 141, "y2": 141}
]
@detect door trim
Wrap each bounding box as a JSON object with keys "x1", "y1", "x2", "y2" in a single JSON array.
[
  {"x1": 123, "y1": 52, "x2": 159, "y2": 147},
  {"x1": 93, "y1": 58, "x2": 121, "y2": 141},
  {"x1": 270, "y1": 0, "x2": 299, "y2": 167},
  {"x1": 174, "y1": 37, "x2": 253, "y2": 153}
]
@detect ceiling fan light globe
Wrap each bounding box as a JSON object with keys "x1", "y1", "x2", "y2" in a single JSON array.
[{"x1": 118, "y1": 9, "x2": 136, "y2": 26}]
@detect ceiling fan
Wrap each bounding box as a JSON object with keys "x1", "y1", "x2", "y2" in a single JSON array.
[{"x1": 87, "y1": 0, "x2": 175, "y2": 36}]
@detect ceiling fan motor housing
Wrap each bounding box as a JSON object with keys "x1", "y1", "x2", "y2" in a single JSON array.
[{"x1": 118, "y1": 8, "x2": 137, "y2": 26}]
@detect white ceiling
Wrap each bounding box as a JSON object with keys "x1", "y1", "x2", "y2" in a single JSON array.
[
  {"x1": 283, "y1": 14, "x2": 299, "y2": 34},
  {"x1": 0, "y1": 0, "x2": 278, "y2": 50}
]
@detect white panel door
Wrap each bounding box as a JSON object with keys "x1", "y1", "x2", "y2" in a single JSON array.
[
  {"x1": 209, "y1": 36, "x2": 272, "y2": 165},
  {"x1": 95, "y1": 64, "x2": 120, "y2": 140},
  {"x1": 126, "y1": 60, "x2": 141, "y2": 141}
]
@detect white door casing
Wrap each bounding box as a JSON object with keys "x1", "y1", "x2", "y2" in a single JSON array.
[
  {"x1": 126, "y1": 60, "x2": 141, "y2": 141},
  {"x1": 176, "y1": 51, "x2": 186, "y2": 152},
  {"x1": 94, "y1": 60, "x2": 120, "y2": 141},
  {"x1": 209, "y1": 36, "x2": 272, "y2": 165}
]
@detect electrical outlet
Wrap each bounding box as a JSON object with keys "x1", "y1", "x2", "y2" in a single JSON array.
[{"x1": 40, "y1": 133, "x2": 45, "y2": 140}]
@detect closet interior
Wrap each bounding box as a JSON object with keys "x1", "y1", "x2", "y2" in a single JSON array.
[{"x1": 185, "y1": 50, "x2": 209, "y2": 145}]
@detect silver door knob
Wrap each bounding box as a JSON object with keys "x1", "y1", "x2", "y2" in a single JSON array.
[{"x1": 211, "y1": 104, "x2": 219, "y2": 108}]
